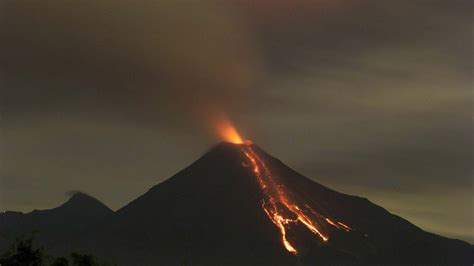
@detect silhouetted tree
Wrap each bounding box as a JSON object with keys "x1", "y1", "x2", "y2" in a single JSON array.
[
  {"x1": 0, "y1": 234, "x2": 114, "y2": 266},
  {"x1": 0, "y1": 234, "x2": 44, "y2": 266},
  {"x1": 50, "y1": 257, "x2": 69, "y2": 266},
  {"x1": 70, "y1": 253, "x2": 97, "y2": 266}
]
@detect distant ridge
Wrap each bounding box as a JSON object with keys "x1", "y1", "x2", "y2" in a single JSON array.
[
  {"x1": 1, "y1": 142, "x2": 472, "y2": 265},
  {"x1": 0, "y1": 192, "x2": 113, "y2": 251}
]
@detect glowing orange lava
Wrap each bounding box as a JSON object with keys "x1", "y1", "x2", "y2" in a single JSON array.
[
  {"x1": 214, "y1": 119, "x2": 351, "y2": 254},
  {"x1": 216, "y1": 118, "x2": 244, "y2": 144},
  {"x1": 241, "y1": 144, "x2": 352, "y2": 255}
]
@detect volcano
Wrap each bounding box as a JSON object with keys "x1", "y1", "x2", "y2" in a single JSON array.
[
  {"x1": 1, "y1": 142, "x2": 473, "y2": 265},
  {"x1": 0, "y1": 192, "x2": 113, "y2": 251},
  {"x1": 71, "y1": 142, "x2": 471, "y2": 265}
]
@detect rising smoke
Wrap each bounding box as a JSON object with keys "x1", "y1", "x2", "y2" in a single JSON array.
[{"x1": 3, "y1": 0, "x2": 262, "y2": 136}]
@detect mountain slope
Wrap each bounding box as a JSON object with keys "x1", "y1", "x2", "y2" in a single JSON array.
[
  {"x1": 1, "y1": 143, "x2": 471, "y2": 265},
  {"x1": 78, "y1": 142, "x2": 292, "y2": 265},
  {"x1": 75, "y1": 142, "x2": 473, "y2": 265},
  {"x1": 0, "y1": 192, "x2": 113, "y2": 251},
  {"x1": 252, "y1": 144, "x2": 473, "y2": 264}
]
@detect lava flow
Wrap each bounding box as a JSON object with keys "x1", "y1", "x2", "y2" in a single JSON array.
[
  {"x1": 216, "y1": 119, "x2": 351, "y2": 254},
  {"x1": 240, "y1": 144, "x2": 352, "y2": 255}
]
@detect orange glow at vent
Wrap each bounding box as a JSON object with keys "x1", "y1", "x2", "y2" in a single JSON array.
[
  {"x1": 215, "y1": 118, "x2": 352, "y2": 255},
  {"x1": 215, "y1": 117, "x2": 244, "y2": 144}
]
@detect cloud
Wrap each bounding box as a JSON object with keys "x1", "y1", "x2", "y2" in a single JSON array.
[
  {"x1": 3, "y1": 0, "x2": 262, "y2": 134},
  {"x1": 2, "y1": 0, "x2": 472, "y2": 242},
  {"x1": 65, "y1": 190, "x2": 85, "y2": 197}
]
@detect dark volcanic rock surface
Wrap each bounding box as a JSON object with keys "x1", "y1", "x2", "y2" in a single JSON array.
[{"x1": 2, "y1": 142, "x2": 472, "y2": 265}]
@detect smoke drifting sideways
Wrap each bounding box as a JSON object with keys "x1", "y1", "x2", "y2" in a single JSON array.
[{"x1": 3, "y1": 0, "x2": 262, "y2": 139}]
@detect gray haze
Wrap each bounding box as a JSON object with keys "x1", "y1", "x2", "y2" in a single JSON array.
[{"x1": 1, "y1": 0, "x2": 473, "y2": 242}]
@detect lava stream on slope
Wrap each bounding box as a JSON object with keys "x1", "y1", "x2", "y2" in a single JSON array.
[{"x1": 240, "y1": 144, "x2": 351, "y2": 255}]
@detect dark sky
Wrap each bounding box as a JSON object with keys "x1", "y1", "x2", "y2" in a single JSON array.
[{"x1": 2, "y1": 0, "x2": 473, "y2": 242}]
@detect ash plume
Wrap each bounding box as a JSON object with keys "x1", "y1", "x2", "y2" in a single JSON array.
[{"x1": 3, "y1": 0, "x2": 262, "y2": 135}]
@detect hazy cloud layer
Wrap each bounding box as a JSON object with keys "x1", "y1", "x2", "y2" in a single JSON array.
[{"x1": 2, "y1": 0, "x2": 472, "y2": 242}]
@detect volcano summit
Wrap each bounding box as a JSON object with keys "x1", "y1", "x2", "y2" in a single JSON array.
[{"x1": 1, "y1": 142, "x2": 472, "y2": 265}]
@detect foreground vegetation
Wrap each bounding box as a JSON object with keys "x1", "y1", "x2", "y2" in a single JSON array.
[{"x1": 0, "y1": 235, "x2": 115, "y2": 266}]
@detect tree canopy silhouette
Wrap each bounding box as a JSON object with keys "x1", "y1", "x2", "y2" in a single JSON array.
[{"x1": 0, "y1": 234, "x2": 115, "y2": 266}]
